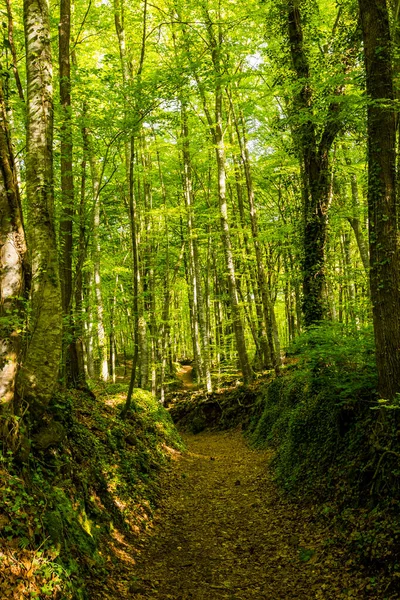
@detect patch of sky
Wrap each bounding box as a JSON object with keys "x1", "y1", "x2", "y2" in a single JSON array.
[{"x1": 245, "y1": 52, "x2": 263, "y2": 70}]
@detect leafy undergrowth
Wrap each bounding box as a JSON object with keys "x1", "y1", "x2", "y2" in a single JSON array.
[
  {"x1": 247, "y1": 323, "x2": 400, "y2": 596},
  {"x1": 0, "y1": 384, "x2": 183, "y2": 599}
]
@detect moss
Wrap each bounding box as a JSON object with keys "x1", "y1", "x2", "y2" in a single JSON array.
[
  {"x1": 248, "y1": 324, "x2": 394, "y2": 505},
  {"x1": 50, "y1": 488, "x2": 98, "y2": 557},
  {"x1": 0, "y1": 386, "x2": 183, "y2": 599},
  {"x1": 33, "y1": 421, "x2": 66, "y2": 450}
]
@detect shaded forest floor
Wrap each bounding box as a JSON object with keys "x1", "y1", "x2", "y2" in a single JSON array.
[{"x1": 88, "y1": 428, "x2": 389, "y2": 600}]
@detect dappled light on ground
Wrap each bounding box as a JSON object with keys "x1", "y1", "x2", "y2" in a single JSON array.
[{"x1": 88, "y1": 429, "x2": 382, "y2": 599}]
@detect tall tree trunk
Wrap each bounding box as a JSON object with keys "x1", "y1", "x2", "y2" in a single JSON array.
[
  {"x1": 181, "y1": 104, "x2": 212, "y2": 392},
  {"x1": 84, "y1": 270, "x2": 96, "y2": 378},
  {"x1": 122, "y1": 139, "x2": 140, "y2": 415},
  {"x1": 59, "y1": 0, "x2": 73, "y2": 321},
  {"x1": 0, "y1": 81, "x2": 28, "y2": 442},
  {"x1": 358, "y1": 0, "x2": 400, "y2": 398},
  {"x1": 177, "y1": 9, "x2": 252, "y2": 383},
  {"x1": 346, "y1": 168, "x2": 370, "y2": 272},
  {"x1": 109, "y1": 278, "x2": 118, "y2": 384},
  {"x1": 182, "y1": 223, "x2": 201, "y2": 376},
  {"x1": 232, "y1": 150, "x2": 271, "y2": 369},
  {"x1": 18, "y1": 0, "x2": 63, "y2": 412},
  {"x1": 86, "y1": 132, "x2": 109, "y2": 382},
  {"x1": 72, "y1": 152, "x2": 87, "y2": 385},
  {"x1": 139, "y1": 141, "x2": 153, "y2": 390},
  {"x1": 116, "y1": 0, "x2": 148, "y2": 415},
  {"x1": 214, "y1": 127, "x2": 252, "y2": 383},
  {"x1": 203, "y1": 12, "x2": 252, "y2": 383},
  {"x1": 288, "y1": 0, "x2": 342, "y2": 326},
  {"x1": 59, "y1": 0, "x2": 84, "y2": 387},
  {"x1": 231, "y1": 102, "x2": 281, "y2": 372}
]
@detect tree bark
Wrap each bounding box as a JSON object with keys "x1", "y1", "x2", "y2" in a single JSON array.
[
  {"x1": 59, "y1": 0, "x2": 85, "y2": 387},
  {"x1": 346, "y1": 169, "x2": 370, "y2": 272},
  {"x1": 18, "y1": 0, "x2": 63, "y2": 412},
  {"x1": 288, "y1": 1, "x2": 342, "y2": 326},
  {"x1": 232, "y1": 150, "x2": 271, "y2": 369},
  {"x1": 181, "y1": 104, "x2": 212, "y2": 392},
  {"x1": 86, "y1": 133, "x2": 109, "y2": 381},
  {"x1": 0, "y1": 80, "x2": 28, "y2": 437},
  {"x1": 358, "y1": 0, "x2": 400, "y2": 398},
  {"x1": 231, "y1": 102, "x2": 281, "y2": 371},
  {"x1": 203, "y1": 11, "x2": 253, "y2": 383}
]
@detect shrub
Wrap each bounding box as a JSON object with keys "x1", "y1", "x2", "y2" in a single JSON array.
[{"x1": 249, "y1": 322, "x2": 380, "y2": 500}]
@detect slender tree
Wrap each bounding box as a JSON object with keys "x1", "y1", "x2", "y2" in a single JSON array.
[{"x1": 287, "y1": 0, "x2": 345, "y2": 326}]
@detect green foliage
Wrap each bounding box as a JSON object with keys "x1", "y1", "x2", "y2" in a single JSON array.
[
  {"x1": 248, "y1": 322, "x2": 400, "y2": 573},
  {"x1": 0, "y1": 452, "x2": 45, "y2": 542},
  {"x1": 0, "y1": 452, "x2": 75, "y2": 598},
  {"x1": 289, "y1": 321, "x2": 377, "y2": 398},
  {"x1": 249, "y1": 322, "x2": 378, "y2": 498}
]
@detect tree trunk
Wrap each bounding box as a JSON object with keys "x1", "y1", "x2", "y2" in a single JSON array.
[
  {"x1": 358, "y1": 0, "x2": 400, "y2": 398},
  {"x1": 288, "y1": 1, "x2": 342, "y2": 327},
  {"x1": 72, "y1": 121, "x2": 89, "y2": 386},
  {"x1": 181, "y1": 104, "x2": 212, "y2": 392},
  {"x1": 231, "y1": 102, "x2": 281, "y2": 372},
  {"x1": 346, "y1": 169, "x2": 369, "y2": 272},
  {"x1": 122, "y1": 138, "x2": 140, "y2": 416},
  {"x1": 59, "y1": 0, "x2": 84, "y2": 387},
  {"x1": 86, "y1": 133, "x2": 109, "y2": 382},
  {"x1": 0, "y1": 81, "x2": 28, "y2": 441},
  {"x1": 214, "y1": 131, "x2": 252, "y2": 383},
  {"x1": 18, "y1": 0, "x2": 63, "y2": 412},
  {"x1": 204, "y1": 13, "x2": 252, "y2": 383},
  {"x1": 179, "y1": 9, "x2": 252, "y2": 383},
  {"x1": 232, "y1": 150, "x2": 271, "y2": 369}
]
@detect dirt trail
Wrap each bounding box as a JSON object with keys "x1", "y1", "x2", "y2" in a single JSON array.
[
  {"x1": 177, "y1": 365, "x2": 195, "y2": 388},
  {"x1": 127, "y1": 430, "x2": 363, "y2": 600}
]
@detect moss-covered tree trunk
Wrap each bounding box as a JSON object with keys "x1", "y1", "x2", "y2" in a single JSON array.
[
  {"x1": 17, "y1": 0, "x2": 63, "y2": 412},
  {"x1": 287, "y1": 1, "x2": 342, "y2": 327},
  {"x1": 358, "y1": 0, "x2": 400, "y2": 399}
]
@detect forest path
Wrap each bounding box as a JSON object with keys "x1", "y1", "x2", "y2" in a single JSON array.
[
  {"x1": 177, "y1": 364, "x2": 195, "y2": 388},
  {"x1": 125, "y1": 430, "x2": 360, "y2": 600}
]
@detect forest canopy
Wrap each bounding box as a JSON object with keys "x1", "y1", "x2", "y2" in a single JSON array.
[{"x1": 0, "y1": 0, "x2": 400, "y2": 429}]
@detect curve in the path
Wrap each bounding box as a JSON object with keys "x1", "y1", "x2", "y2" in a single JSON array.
[{"x1": 177, "y1": 365, "x2": 195, "y2": 388}]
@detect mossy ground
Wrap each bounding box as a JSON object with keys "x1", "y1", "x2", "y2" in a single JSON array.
[{"x1": 0, "y1": 384, "x2": 183, "y2": 599}]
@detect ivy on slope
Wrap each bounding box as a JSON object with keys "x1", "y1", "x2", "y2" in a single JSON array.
[
  {"x1": 248, "y1": 322, "x2": 400, "y2": 589},
  {"x1": 0, "y1": 385, "x2": 183, "y2": 599}
]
